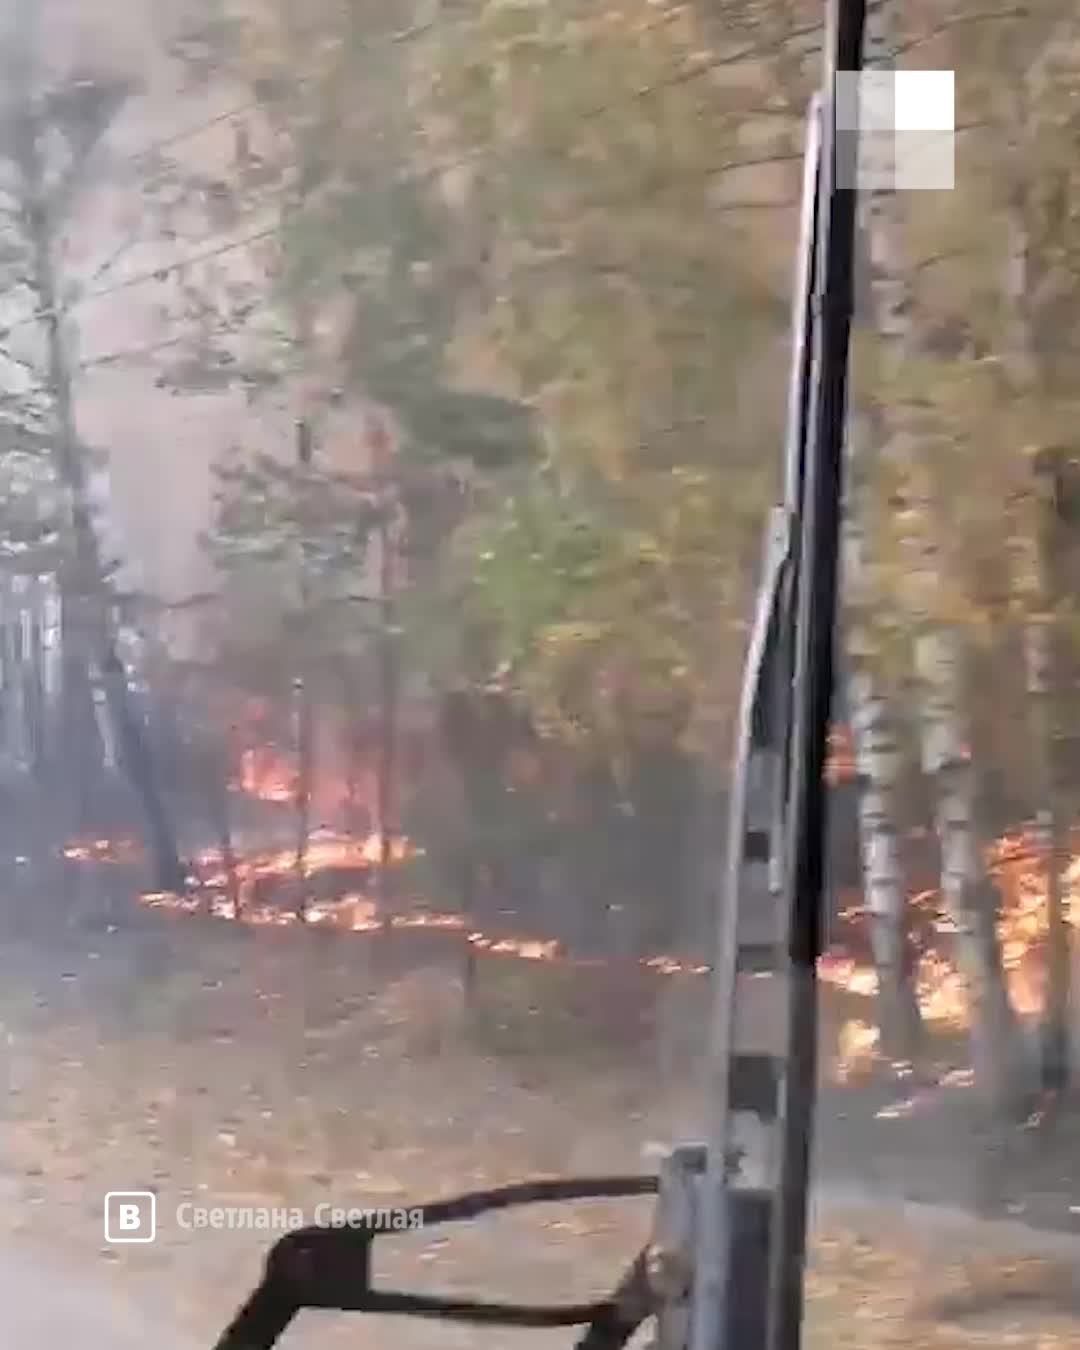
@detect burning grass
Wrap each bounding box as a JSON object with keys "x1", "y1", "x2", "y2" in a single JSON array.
[
  {"x1": 131, "y1": 820, "x2": 1079, "y2": 1000},
  {"x1": 823, "y1": 825, "x2": 1080, "y2": 1040},
  {"x1": 128, "y1": 815, "x2": 1080, "y2": 1100},
  {"x1": 52, "y1": 811, "x2": 1078, "y2": 1105}
]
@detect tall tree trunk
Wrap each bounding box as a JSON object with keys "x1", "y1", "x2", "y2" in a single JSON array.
[
  {"x1": 841, "y1": 0, "x2": 923, "y2": 1068},
  {"x1": 372, "y1": 420, "x2": 400, "y2": 928},
  {"x1": 856, "y1": 0, "x2": 1025, "y2": 1115},
  {"x1": 845, "y1": 419, "x2": 922, "y2": 1066},
  {"x1": 40, "y1": 574, "x2": 62, "y2": 761},
  {"x1": 208, "y1": 741, "x2": 241, "y2": 918},
  {"x1": 337, "y1": 665, "x2": 371, "y2": 839},
  {"x1": 376, "y1": 535, "x2": 400, "y2": 923},
  {"x1": 892, "y1": 146, "x2": 1019, "y2": 1108},
  {"x1": 1026, "y1": 451, "x2": 1072, "y2": 1107},
  {"x1": 293, "y1": 419, "x2": 315, "y2": 921},
  {"x1": 2, "y1": 577, "x2": 29, "y2": 770},
  {"x1": 914, "y1": 628, "x2": 1025, "y2": 1115},
  {"x1": 9, "y1": 2, "x2": 184, "y2": 892},
  {"x1": 848, "y1": 665, "x2": 922, "y2": 1065},
  {"x1": 58, "y1": 588, "x2": 103, "y2": 832},
  {"x1": 1004, "y1": 21, "x2": 1072, "y2": 1108},
  {"x1": 26, "y1": 575, "x2": 46, "y2": 778}
]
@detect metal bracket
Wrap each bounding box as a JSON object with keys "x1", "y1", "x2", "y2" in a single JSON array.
[{"x1": 649, "y1": 1144, "x2": 772, "y2": 1350}]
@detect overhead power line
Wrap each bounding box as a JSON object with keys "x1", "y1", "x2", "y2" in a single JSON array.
[
  {"x1": 78, "y1": 5, "x2": 689, "y2": 285},
  {"x1": 106, "y1": 3, "x2": 806, "y2": 198},
  {"x1": 4, "y1": 22, "x2": 824, "y2": 341},
  {"x1": 8, "y1": 0, "x2": 1005, "y2": 340},
  {"x1": 15, "y1": 7, "x2": 1001, "y2": 349},
  {"x1": 0, "y1": 222, "x2": 284, "y2": 339},
  {"x1": 78, "y1": 332, "x2": 190, "y2": 372},
  {"x1": 72, "y1": 16, "x2": 450, "y2": 289},
  {"x1": 108, "y1": 17, "x2": 443, "y2": 178}
]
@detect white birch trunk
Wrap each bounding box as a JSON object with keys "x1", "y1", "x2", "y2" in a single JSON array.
[
  {"x1": 41, "y1": 574, "x2": 62, "y2": 761},
  {"x1": 24, "y1": 575, "x2": 44, "y2": 773},
  {"x1": 841, "y1": 0, "x2": 923, "y2": 1066},
  {"x1": 848, "y1": 664, "x2": 921, "y2": 1064},
  {"x1": 8, "y1": 574, "x2": 30, "y2": 770},
  {"x1": 0, "y1": 577, "x2": 16, "y2": 765},
  {"x1": 845, "y1": 435, "x2": 921, "y2": 1065},
  {"x1": 914, "y1": 627, "x2": 1025, "y2": 1114},
  {"x1": 853, "y1": 1, "x2": 1027, "y2": 1112}
]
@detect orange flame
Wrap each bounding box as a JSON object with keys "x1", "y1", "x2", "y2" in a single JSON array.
[
  {"x1": 236, "y1": 748, "x2": 295, "y2": 803},
  {"x1": 65, "y1": 820, "x2": 1080, "y2": 1044}
]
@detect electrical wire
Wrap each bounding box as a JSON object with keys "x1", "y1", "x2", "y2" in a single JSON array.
[
  {"x1": 53, "y1": 16, "x2": 451, "y2": 289},
  {"x1": 57, "y1": 3, "x2": 692, "y2": 295},
  {"x1": 0, "y1": 221, "x2": 284, "y2": 338},
  {"x1": 102, "y1": 18, "x2": 443, "y2": 178},
  {"x1": 2, "y1": 24, "x2": 823, "y2": 344},
  {"x1": 0, "y1": 5, "x2": 1011, "y2": 354}
]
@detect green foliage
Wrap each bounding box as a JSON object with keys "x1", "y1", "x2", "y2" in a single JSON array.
[
  {"x1": 177, "y1": 0, "x2": 1080, "y2": 856},
  {"x1": 178, "y1": 0, "x2": 541, "y2": 471},
  {"x1": 409, "y1": 0, "x2": 797, "y2": 756},
  {"x1": 834, "y1": 2, "x2": 1080, "y2": 845},
  {"x1": 175, "y1": 0, "x2": 799, "y2": 778},
  {"x1": 203, "y1": 445, "x2": 389, "y2": 691}
]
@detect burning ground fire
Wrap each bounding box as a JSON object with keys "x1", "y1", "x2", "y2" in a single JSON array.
[
  {"x1": 139, "y1": 828, "x2": 704, "y2": 969},
  {"x1": 63, "y1": 824, "x2": 1080, "y2": 1076},
  {"x1": 820, "y1": 828, "x2": 1080, "y2": 1028},
  {"x1": 235, "y1": 747, "x2": 294, "y2": 805},
  {"x1": 143, "y1": 830, "x2": 412, "y2": 922}
]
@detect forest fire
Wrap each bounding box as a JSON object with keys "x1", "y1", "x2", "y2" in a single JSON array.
[
  {"x1": 138, "y1": 879, "x2": 710, "y2": 971},
  {"x1": 63, "y1": 819, "x2": 1080, "y2": 1045},
  {"x1": 57, "y1": 819, "x2": 1080, "y2": 1101},
  {"x1": 822, "y1": 826, "x2": 1080, "y2": 1034},
  {"x1": 236, "y1": 747, "x2": 294, "y2": 804},
  {"x1": 184, "y1": 828, "x2": 413, "y2": 916},
  {"x1": 230, "y1": 726, "x2": 407, "y2": 820}
]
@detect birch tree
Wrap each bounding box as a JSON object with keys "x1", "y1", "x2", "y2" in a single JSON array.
[
  {"x1": 1000, "y1": 7, "x2": 1080, "y2": 1107},
  {"x1": 862, "y1": 5, "x2": 1031, "y2": 1118},
  {"x1": 0, "y1": 0, "x2": 185, "y2": 889},
  {"x1": 842, "y1": 1, "x2": 923, "y2": 1070}
]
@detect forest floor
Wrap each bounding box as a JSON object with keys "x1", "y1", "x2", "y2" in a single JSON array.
[{"x1": 0, "y1": 867, "x2": 1079, "y2": 1348}]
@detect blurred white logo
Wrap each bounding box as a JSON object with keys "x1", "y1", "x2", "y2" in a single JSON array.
[{"x1": 104, "y1": 1191, "x2": 156, "y2": 1243}]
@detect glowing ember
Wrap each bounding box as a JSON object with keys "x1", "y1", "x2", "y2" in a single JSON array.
[
  {"x1": 347, "y1": 899, "x2": 381, "y2": 931},
  {"x1": 142, "y1": 890, "x2": 201, "y2": 914},
  {"x1": 833, "y1": 1019, "x2": 880, "y2": 1083},
  {"x1": 914, "y1": 952, "x2": 968, "y2": 1026},
  {"x1": 468, "y1": 933, "x2": 561, "y2": 961},
  {"x1": 237, "y1": 747, "x2": 294, "y2": 803},
  {"x1": 644, "y1": 955, "x2": 710, "y2": 976},
  {"x1": 174, "y1": 828, "x2": 415, "y2": 915},
  {"x1": 62, "y1": 836, "x2": 141, "y2": 864},
  {"x1": 394, "y1": 912, "x2": 469, "y2": 931},
  {"x1": 824, "y1": 724, "x2": 856, "y2": 785},
  {"x1": 819, "y1": 956, "x2": 879, "y2": 998}
]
